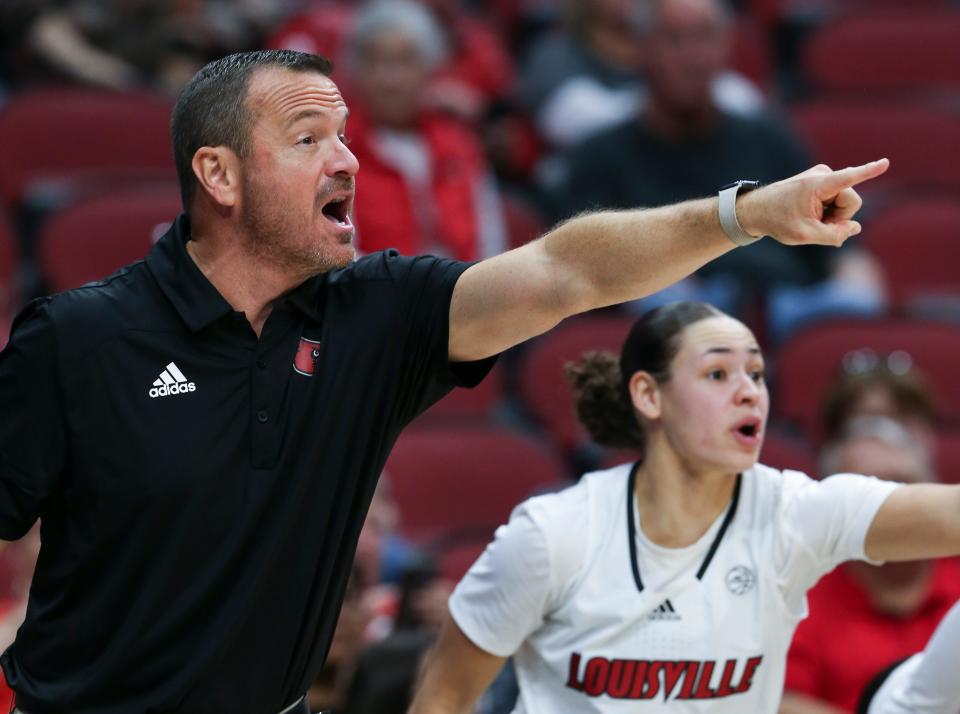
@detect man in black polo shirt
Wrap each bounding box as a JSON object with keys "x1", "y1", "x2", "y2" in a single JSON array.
[{"x1": 0, "y1": 49, "x2": 886, "y2": 713}]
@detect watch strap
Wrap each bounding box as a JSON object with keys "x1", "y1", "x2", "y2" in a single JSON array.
[{"x1": 718, "y1": 182, "x2": 763, "y2": 247}]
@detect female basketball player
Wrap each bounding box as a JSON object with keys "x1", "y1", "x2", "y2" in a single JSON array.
[{"x1": 407, "y1": 301, "x2": 960, "y2": 713}]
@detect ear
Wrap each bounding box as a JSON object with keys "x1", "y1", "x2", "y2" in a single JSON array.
[
  {"x1": 191, "y1": 146, "x2": 242, "y2": 209},
  {"x1": 628, "y1": 370, "x2": 661, "y2": 421}
]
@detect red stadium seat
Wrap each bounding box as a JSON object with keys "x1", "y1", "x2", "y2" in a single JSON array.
[
  {"x1": 758, "y1": 429, "x2": 817, "y2": 476},
  {"x1": 802, "y1": 12, "x2": 960, "y2": 96},
  {"x1": 935, "y1": 430, "x2": 960, "y2": 485},
  {"x1": 435, "y1": 538, "x2": 489, "y2": 583},
  {"x1": 518, "y1": 314, "x2": 636, "y2": 453},
  {"x1": 791, "y1": 101, "x2": 960, "y2": 193},
  {"x1": 863, "y1": 198, "x2": 960, "y2": 309},
  {"x1": 0, "y1": 89, "x2": 175, "y2": 208},
  {"x1": 775, "y1": 319, "x2": 960, "y2": 440},
  {"x1": 730, "y1": 17, "x2": 774, "y2": 90},
  {"x1": 0, "y1": 206, "x2": 19, "y2": 347},
  {"x1": 38, "y1": 186, "x2": 182, "y2": 292},
  {"x1": 416, "y1": 362, "x2": 504, "y2": 424},
  {"x1": 385, "y1": 425, "x2": 568, "y2": 543},
  {"x1": 265, "y1": 4, "x2": 353, "y2": 59}
]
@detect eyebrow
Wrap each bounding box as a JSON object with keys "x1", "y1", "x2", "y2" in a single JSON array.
[{"x1": 702, "y1": 347, "x2": 762, "y2": 355}]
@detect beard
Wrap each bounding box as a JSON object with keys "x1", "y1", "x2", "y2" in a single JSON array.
[{"x1": 239, "y1": 175, "x2": 356, "y2": 279}]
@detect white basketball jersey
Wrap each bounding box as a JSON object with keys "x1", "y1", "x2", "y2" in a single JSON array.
[{"x1": 450, "y1": 462, "x2": 899, "y2": 713}]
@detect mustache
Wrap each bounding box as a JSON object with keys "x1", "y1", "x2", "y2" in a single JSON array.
[{"x1": 315, "y1": 178, "x2": 355, "y2": 208}]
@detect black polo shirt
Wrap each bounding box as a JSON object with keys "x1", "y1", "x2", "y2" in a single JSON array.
[{"x1": 0, "y1": 215, "x2": 494, "y2": 714}]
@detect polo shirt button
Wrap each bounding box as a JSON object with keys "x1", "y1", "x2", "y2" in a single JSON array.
[{"x1": 256, "y1": 410, "x2": 269, "y2": 424}]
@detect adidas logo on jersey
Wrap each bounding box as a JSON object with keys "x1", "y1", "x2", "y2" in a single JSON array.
[
  {"x1": 648, "y1": 599, "x2": 681, "y2": 621},
  {"x1": 148, "y1": 362, "x2": 197, "y2": 398}
]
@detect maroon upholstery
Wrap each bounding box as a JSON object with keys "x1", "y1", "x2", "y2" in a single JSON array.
[
  {"x1": 775, "y1": 319, "x2": 960, "y2": 439},
  {"x1": 803, "y1": 12, "x2": 960, "y2": 95},
  {"x1": 518, "y1": 314, "x2": 635, "y2": 453},
  {"x1": 0, "y1": 89, "x2": 175, "y2": 207},
  {"x1": 38, "y1": 185, "x2": 182, "y2": 292},
  {"x1": 416, "y1": 363, "x2": 504, "y2": 425},
  {"x1": 386, "y1": 425, "x2": 567, "y2": 543},
  {"x1": 758, "y1": 430, "x2": 818, "y2": 476},
  {"x1": 791, "y1": 101, "x2": 960, "y2": 193},
  {"x1": 863, "y1": 198, "x2": 960, "y2": 307}
]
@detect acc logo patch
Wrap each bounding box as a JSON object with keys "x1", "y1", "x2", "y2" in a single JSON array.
[
  {"x1": 726, "y1": 565, "x2": 756, "y2": 595},
  {"x1": 293, "y1": 337, "x2": 321, "y2": 376}
]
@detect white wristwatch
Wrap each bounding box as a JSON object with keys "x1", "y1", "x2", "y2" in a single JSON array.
[{"x1": 718, "y1": 180, "x2": 764, "y2": 247}]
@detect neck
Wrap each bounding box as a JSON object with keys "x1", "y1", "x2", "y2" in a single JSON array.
[
  {"x1": 634, "y1": 436, "x2": 738, "y2": 548},
  {"x1": 186, "y1": 229, "x2": 305, "y2": 338},
  {"x1": 844, "y1": 560, "x2": 935, "y2": 617},
  {"x1": 644, "y1": 97, "x2": 720, "y2": 140}
]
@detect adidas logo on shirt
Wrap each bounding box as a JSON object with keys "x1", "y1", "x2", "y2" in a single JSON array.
[
  {"x1": 148, "y1": 362, "x2": 197, "y2": 398},
  {"x1": 648, "y1": 599, "x2": 681, "y2": 621}
]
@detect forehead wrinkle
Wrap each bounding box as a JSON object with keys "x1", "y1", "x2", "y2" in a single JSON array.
[{"x1": 248, "y1": 71, "x2": 347, "y2": 127}]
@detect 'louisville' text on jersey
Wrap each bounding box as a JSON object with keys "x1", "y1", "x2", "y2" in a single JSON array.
[{"x1": 566, "y1": 653, "x2": 764, "y2": 701}]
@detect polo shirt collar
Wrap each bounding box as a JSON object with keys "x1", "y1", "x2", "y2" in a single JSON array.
[
  {"x1": 147, "y1": 214, "x2": 327, "y2": 331},
  {"x1": 146, "y1": 214, "x2": 235, "y2": 332}
]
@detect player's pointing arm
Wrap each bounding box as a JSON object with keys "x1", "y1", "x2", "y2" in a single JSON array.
[{"x1": 447, "y1": 159, "x2": 889, "y2": 363}]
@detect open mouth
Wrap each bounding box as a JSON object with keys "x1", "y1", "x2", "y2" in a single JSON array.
[
  {"x1": 732, "y1": 418, "x2": 763, "y2": 446},
  {"x1": 321, "y1": 196, "x2": 352, "y2": 229}
]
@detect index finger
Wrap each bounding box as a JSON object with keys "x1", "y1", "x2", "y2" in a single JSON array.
[{"x1": 820, "y1": 158, "x2": 890, "y2": 194}]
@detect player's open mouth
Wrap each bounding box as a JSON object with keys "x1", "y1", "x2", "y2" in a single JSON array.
[{"x1": 732, "y1": 418, "x2": 763, "y2": 447}]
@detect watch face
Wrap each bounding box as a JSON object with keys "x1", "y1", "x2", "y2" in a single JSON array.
[{"x1": 719, "y1": 180, "x2": 761, "y2": 192}]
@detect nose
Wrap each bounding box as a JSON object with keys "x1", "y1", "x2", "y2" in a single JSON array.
[
  {"x1": 327, "y1": 140, "x2": 360, "y2": 178},
  {"x1": 734, "y1": 372, "x2": 760, "y2": 405}
]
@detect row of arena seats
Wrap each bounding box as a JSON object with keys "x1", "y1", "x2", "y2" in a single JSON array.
[
  {"x1": 1, "y1": 183, "x2": 957, "y2": 320},
  {"x1": 1, "y1": 89, "x2": 959, "y2": 215},
  {"x1": 389, "y1": 420, "x2": 960, "y2": 582}
]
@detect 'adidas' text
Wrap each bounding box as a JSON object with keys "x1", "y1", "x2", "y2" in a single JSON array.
[{"x1": 149, "y1": 362, "x2": 197, "y2": 399}]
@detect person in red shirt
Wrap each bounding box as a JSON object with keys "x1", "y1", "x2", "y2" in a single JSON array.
[
  {"x1": 339, "y1": 0, "x2": 506, "y2": 262},
  {"x1": 783, "y1": 417, "x2": 960, "y2": 714}
]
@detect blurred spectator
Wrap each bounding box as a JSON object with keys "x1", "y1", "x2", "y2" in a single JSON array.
[
  {"x1": 541, "y1": 0, "x2": 885, "y2": 340},
  {"x1": 355, "y1": 474, "x2": 421, "y2": 587},
  {"x1": 518, "y1": 0, "x2": 765, "y2": 150},
  {"x1": 821, "y1": 352, "x2": 937, "y2": 451},
  {"x1": 782, "y1": 417, "x2": 960, "y2": 714},
  {"x1": 341, "y1": 0, "x2": 506, "y2": 261},
  {"x1": 307, "y1": 564, "x2": 373, "y2": 713},
  {"x1": 339, "y1": 555, "x2": 452, "y2": 714},
  {"x1": 2, "y1": 0, "x2": 293, "y2": 93},
  {"x1": 269, "y1": 0, "x2": 513, "y2": 122}
]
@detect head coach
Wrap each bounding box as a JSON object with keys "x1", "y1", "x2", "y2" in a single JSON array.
[{"x1": 0, "y1": 49, "x2": 886, "y2": 713}]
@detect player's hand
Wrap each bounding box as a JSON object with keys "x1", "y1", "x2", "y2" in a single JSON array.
[{"x1": 737, "y1": 158, "x2": 889, "y2": 247}]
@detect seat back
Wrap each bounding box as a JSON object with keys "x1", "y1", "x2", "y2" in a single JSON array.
[
  {"x1": 775, "y1": 319, "x2": 960, "y2": 439},
  {"x1": 863, "y1": 199, "x2": 960, "y2": 307},
  {"x1": 518, "y1": 314, "x2": 635, "y2": 453},
  {"x1": 0, "y1": 89, "x2": 175, "y2": 208},
  {"x1": 386, "y1": 426, "x2": 567, "y2": 543},
  {"x1": 803, "y1": 12, "x2": 960, "y2": 95},
  {"x1": 791, "y1": 101, "x2": 960, "y2": 193},
  {"x1": 38, "y1": 186, "x2": 182, "y2": 292}
]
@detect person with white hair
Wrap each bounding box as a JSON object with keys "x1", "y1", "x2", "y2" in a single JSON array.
[{"x1": 341, "y1": 0, "x2": 507, "y2": 262}]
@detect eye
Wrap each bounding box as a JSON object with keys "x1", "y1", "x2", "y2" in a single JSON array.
[
  {"x1": 297, "y1": 135, "x2": 315, "y2": 146},
  {"x1": 707, "y1": 369, "x2": 726, "y2": 381},
  {"x1": 339, "y1": 134, "x2": 352, "y2": 146},
  {"x1": 751, "y1": 369, "x2": 765, "y2": 383}
]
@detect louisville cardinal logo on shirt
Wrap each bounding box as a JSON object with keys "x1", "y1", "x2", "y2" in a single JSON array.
[{"x1": 293, "y1": 337, "x2": 321, "y2": 376}]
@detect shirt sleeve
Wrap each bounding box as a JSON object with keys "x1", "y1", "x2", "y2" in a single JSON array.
[
  {"x1": 381, "y1": 251, "x2": 497, "y2": 422},
  {"x1": 774, "y1": 472, "x2": 900, "y2": 612},
  {"x1": 0, "y1": 298, "x2": 66, "y2": 540},
  {"x1": 870, "y1": 600, "x2": 960, "y2": 714},
  {"x1": 448, "y1": 506, "x2": 557, "y2": 657}
]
